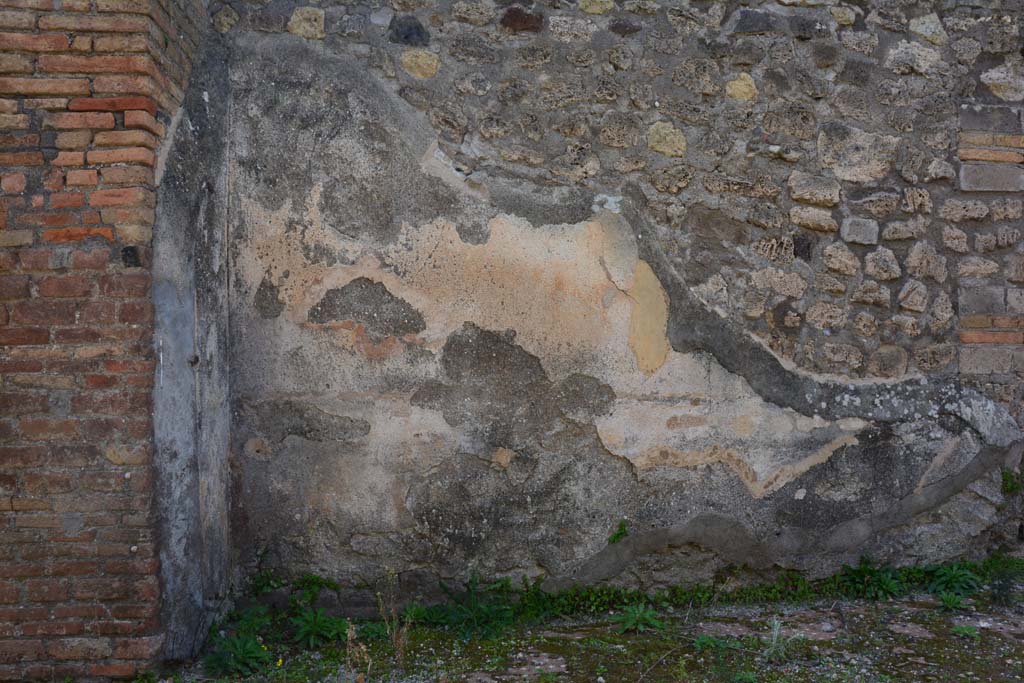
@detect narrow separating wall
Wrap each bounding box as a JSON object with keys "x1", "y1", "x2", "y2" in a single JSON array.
[
  {"x1": 151, "y1": 35, "x2": 232, "y2": 660},
  {"x1": 189, "y1": 0, "x2": 1024, "y2": 605}
]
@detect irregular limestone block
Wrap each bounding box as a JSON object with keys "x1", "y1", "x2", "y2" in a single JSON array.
[
  {"x1": 788, "y1": 170, "x2": 840, "y2": 207},
  {"x1": 790, "y1": 205, "x2": 837, "y2": 232},
  {"x1": 400, "y1": 49, "x2": 440, "y2": 79},
  {"x1": 840, "y1": 217, "x2": 879, "y2": 245},
  {"x1": 725, "y1": 73, "x2": 758, "y2": 101},
  {"x1": 818, "y1": 123, "x2": 899, "y2": 183},
  {"x1": 288, "y1": 7, "x2": 325, "y2": 39},
  {"x1": 646, "y1": 121, "x2": 687, "y2": 157}
]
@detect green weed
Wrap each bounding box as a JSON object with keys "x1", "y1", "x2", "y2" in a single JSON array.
[
  {"x1": 951, "y1": 624, "x2": 980, "y2": 641},
  {"x1": 840, "y1": 557, "x2": 903, "y2": 600},
  {"x1": 608, "y1": 519, "x2": 629, "y2": 544},
  {"x1": 203, "y1": 632, "x2": 272, "y2": 677},
  {"x1": 938, "y1": 592, "x2": 964, "y2": 611},
  {"x1": 291, "y1": 607, "x2": 348, "y2": 648},
  {"x1": 928, "y1": 563, "x2": 981, "y2": 597},
  {"x1": 609, "y1": 603, "x2": 664, "y2": 633}
]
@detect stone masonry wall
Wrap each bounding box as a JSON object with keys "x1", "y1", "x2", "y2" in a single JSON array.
[
  {"x1": 0, "y1": 0, "x2": 202, "y2": 680},
  {"x1": 195, "y1": 0, "x2": 1024, "y2": 617},
  {"x1": 2, "y1": 0, "x2": 1024, "y2": 677}
]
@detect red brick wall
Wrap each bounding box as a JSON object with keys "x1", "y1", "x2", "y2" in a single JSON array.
[{"x1": 0, "y1": 0, "x2": 202, "y2": 679}]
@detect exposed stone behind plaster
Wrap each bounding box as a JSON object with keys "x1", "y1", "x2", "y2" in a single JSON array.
[{"x1": 163, "y1": 0, "x2": 1024, "y2": 612}]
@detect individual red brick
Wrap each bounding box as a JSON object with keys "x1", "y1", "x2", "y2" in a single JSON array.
[
  {"x1": 93, "y1": 129, "x2": 158, "y2": 149},
  {"x1": 66, "y1": 248, "x2": 108, "y2": 271},
  {"x1": 1, "y1": 173, "x2": 26, "y2": 193},
  {"x1": 93, "y1": 33, "x2": 149, "y2": 53},
  {"x1": 0, "y1": 78, "x2": 90, "y2": 96},
  {"x1": 104, "y1": 359, "x2": 153, "y2": 373},
  {"x1": 18, "y1": 418, "x2": 77, "y2": 441},
  {"x1": 0, "y1": 53, "x2": 32, "y2": 73},
  {"x1": 45, "y1": 637, "x2": 111, "y2": 660},
  {"x1": 90, "y1": 662, "x2": 139, "y2": 677},
  {"x1": 17, "y1": 211, "x2": 80, "y2": 227},
  {"x1": 63, "y1": 171, "x2": 96, "y2": 189},
  {"x1": 111, "y1": 635, "x2": 161, "y2": 660},
  {"x1": 91, "y1": 74, "x2": 159, "y2": 99},
  {"x1": 43, "y1": 112, "x2": 116, "y2": 130},
  {"x1": 0, "y1": 131, "x2": 37, "y2": 146},
  {"x1": 89, "y1": 187, "x2": 154, "y2": 208},
  {"x1": 959, "y1": 330, "x2": 1024, "y2": 344},
  {"x1": 17, "y1": 249, "x2": 57, "y2": 271},
  {"x1": 118, "y1": 300, "x2": 152, "y2": 324},
  {"x1": 23, "y1": 97, "x2": 68, "y2": 110},
  {"x1": 958, "y1": 148, "x2": 1024, "y2": 164},
  {"x1": 37, "y1": 13, "x2": 149, "y2": 32},
  {"x1": 85, "y1": 147, "x2": 155, "y2": 166},
  {"x1": 10, "y1": 301, "x2": 76, "y2": 325},
  {"x1": 49, "y1": 560, "x2": 100, "y2": 576},
  {"x1": 0, "y1": 446, "x2": 46, "y2": 467},
  {"x1": 99, "y1": 206, "x2": 153, "y2": 225},
  {"x1": 991, "y1": 316, "x2": 1024, "y2": 329},
  {"x1": 123, "y1": 109, "x2": 164, "y2": 137},
  {"x1": 52, "y1": 151, "x2": 85, "y2": 166},
  {"x1": 38, "y1": 274, "x2": 93, "y2": 298},
  {"x1": 25, "y1": 579, "x2": 68, "y2": 602},
  {"x1": 0, "y1": 10, "x2": 36, "y2": 29},
  {"x1": 39, "y1": 54, "x2": 152, "y2": 75},
  {"x1": 100, "y1": 273, "x2": 148, "y2": 297},
  {"x1": 79, "y1": 300, "x2": 116, "y2": 323},
  {"x1": 0, "y1": 328, "x2": 47, "y2": 345},
  {"x1": 0, "y1": 639, "x2": 44, "y2": 663},
  {"x1": 55, "y1": 130, "x2": 92, "y2": 150},
  {"x1": 41, "y1": 168, "x2": 63, "y2": 192},
  {"x1": 0, "y1": 392, "x2": 47, "y2": 415},
  {"x1": 0, "y1": 32, "x2": 69, "y2": 51},
  {"x1": 0, "y1": 274, "x2": 29, "y2": 299},
  {"x1": 42, "y1": 227, "x2": 114, "y2": 243},
  {"x1": 0, "y1": 151, "x2": 42, "y2": 166},
  {"x1": 21, "y1": 622, "x2": 84, "y2": 637},
  {"x1": 99, "y1": 165, "x2": 153, "y2": 186},
  {"x1": 67, "y1": 95, "x2": 156, "y2": 116},
  {"x1": 49, "y1": 192, "x2": 85, "y2": 209}
]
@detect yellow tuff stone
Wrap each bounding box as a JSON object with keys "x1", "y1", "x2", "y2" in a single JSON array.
[
  {"x1": 726, "y1": 73, "x2": 758, "y2": 101},
  {"x1": 400, "y1": 49, "x2": 440, "y2": 79},
  {"x1": 287, "y1": 7, "x2": 325, "y2": 40},
  {"x1": 646, "y1": 121, "x2": 687, "y2": 157},
  {"x1": 579, "y1": 0, "x2": 614, "y2": 13}
]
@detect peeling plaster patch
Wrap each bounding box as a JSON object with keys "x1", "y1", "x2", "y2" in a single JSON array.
[
  {"x1": 627, "y1": 261, "x2": 670, "y2": 374},
  {"x1": 420, "y1": 140, "x2": 489, "y2": 200},
  {"x1": 308, "y1": 278, "x2": 426, "y2": 342}
]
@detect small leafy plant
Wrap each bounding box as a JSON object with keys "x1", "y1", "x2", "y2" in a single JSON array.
[
  {"x1": 938, "y1": 592, "x2": 964, "y2": 611},
  {"x1": 951, "y1": 624, "x2": 980, "y2": 641},
  {"x1": 608, "y1": 519, "x2": 629, "y2": 544},
  {"x1": 1002, "y1": 469, "x2": 1022, "y2": 495},
  {"x1": 610, "y1": 603, "x2": 664, "y2": 633},
  {"x1": 840, "y1": 557, "x2": 903, "y2": 600},
  {"x1": 693, "y1": 634, "x2": 736, "y2": 654},
  {"x1": 761, "y1": 619, "x2": 802, "y2": 663},
  {"x1": 291, "y1": 607, "x2": 349, "y2": 648},
  {"x1": 204, "y1": 633, "x2": 272, "y2": 677},
  {"x1": 928, "y1": 563, "x2": 981, "y2": 597}
]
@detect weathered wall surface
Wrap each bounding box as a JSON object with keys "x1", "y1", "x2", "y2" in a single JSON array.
[{"x1": 195, "y1": 0, "x2": 1024, "y2": 601}]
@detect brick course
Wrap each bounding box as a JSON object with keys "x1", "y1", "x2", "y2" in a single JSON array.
[{"x1": 0, "y1": 0, "x2": 201, "y2": 679}]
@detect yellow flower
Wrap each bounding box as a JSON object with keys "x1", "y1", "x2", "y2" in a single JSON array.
[
  {"x1": 277, "y1": 658, "x2": 283, "y2": 667},
  {"x1": 261, "y1": 644, "x2": 267, "y2": 650}
]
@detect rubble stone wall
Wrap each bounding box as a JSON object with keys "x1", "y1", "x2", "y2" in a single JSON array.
[{"x1": 199, "y1": 0, "x2": 1024, "y2": 608}]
